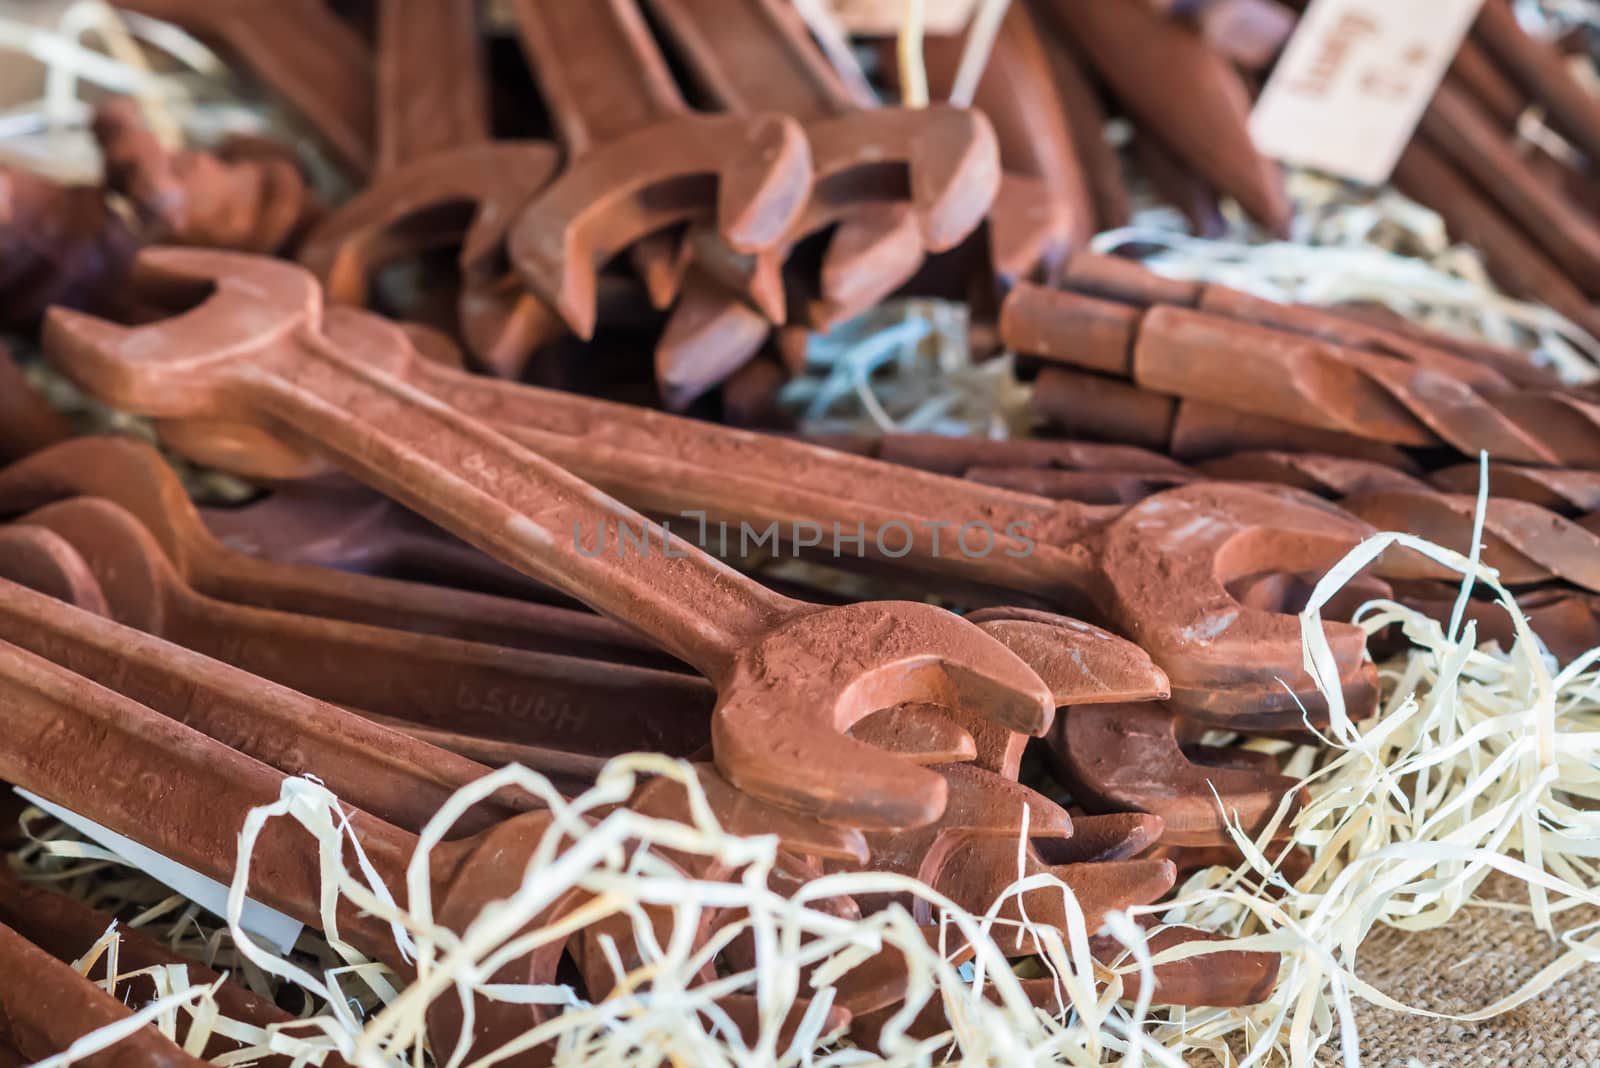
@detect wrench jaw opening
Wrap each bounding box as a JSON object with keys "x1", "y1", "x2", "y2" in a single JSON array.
[
  {"x1": 298, "y1": 142, "x2": 564, "y2": 309},
  {"x1": 1052, "y1": 702, "x2": 1307, "y2": 848},
  {"x1": 43, "y1": 248, "x2": 326, "y2": 418},
  {"x1": 508, "y1": 115, "x2": 812, "y2": 339},
  {"x1": 710, "y1": 602, "x2": 1055, "y2": 830},
  {"x1": 427, "y1": 811, "x2": 588, "y2": 1063},
  {"x1": 800, "y1": 105, "x2": 1000, "y2": 254},
  {"x1": 1096, "y1": 483, "x2": 1377, "y2": 728}
]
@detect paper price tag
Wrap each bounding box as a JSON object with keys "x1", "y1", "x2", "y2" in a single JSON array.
[
  {"x1": 18, "y1": 788, "x2": 304, "y2": 955},
  {"x1": 1249, "y1": 0, "x2": 1485, "y2": 185},
  {"x1": 828, "y1": 0, "x2": 981, "y2": 36}
]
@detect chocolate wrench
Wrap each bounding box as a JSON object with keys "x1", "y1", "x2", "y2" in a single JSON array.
[
  {"x1": 390, "y1": 363, "x2": 1376, "y2": 727},
  {"x1": 297, "y1": 0, "x2": 569, "y2": 377},
  {"x1": 149, "y1": 288, "x2": 1374, "y2": 728},
  {"x1": 504, "y1": 0, "x2": 813, "y2": 338},
  {"x1": 43, "y1": 248, "x2": 1054, "y2": 829},
  {"x1": 643, "y1": 0, "x2": 998, "y2": 342}
]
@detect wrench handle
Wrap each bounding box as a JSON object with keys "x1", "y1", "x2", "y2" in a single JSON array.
[
  {"x1": 239, "y1": 331, "x2": 798, "y2": 680},
  {"x1": 0, "y1": 636, "x2": 414, "y2": 957},
  {"x1": 376, "y1": 0, "x2": 490, "y2": 172},
  {"x1": 507, "y1": 0, "x2": 688, "y2": 153},
  {"x1": 642, "y1": 0, "x2": 865, "y2": 119}
]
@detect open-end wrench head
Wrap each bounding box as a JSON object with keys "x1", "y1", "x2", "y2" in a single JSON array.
[
  {"x1": 630, "y1": 763, "x2": 869, "y2": 863},
  {"x1": 713, "y1": 601, "x2": 1055, "y2": 830},
  {"x1": 298, "y1": 142, "x2": 564, "y2": 305},
  {"x1": 1094, "y1": 482, "x2": 1376, "y2": 726},
  {"x1": 507, "y1": 114, "x2": 812, "y2": 338},
  {"x1": 428, "y1": 811, "x2": 588, "y2": 1060},
  {"x1": 42, "y1": 249, "x2": 344, "y2": 417},
  {"x1": 966, "y1": 606, "x2": 1172, "y2": 706},
  {"x1": 802, "y1": 105, "x2": 999, "y2": 252},
  {"x1": 0, "y1": 526, "x2": 110, "y2": 616}
]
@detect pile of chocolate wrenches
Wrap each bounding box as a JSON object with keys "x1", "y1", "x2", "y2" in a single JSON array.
[{"x1": 2, "y1": 0, "x2": 1598, "y2": 1062}]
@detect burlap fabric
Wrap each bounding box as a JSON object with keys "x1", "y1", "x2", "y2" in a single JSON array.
[{"x1": 1190, "y1": 872, "x2": 1600, "y2": 1067}]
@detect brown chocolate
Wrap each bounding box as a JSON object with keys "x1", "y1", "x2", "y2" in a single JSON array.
[
  {"x1": 0, "y1": 917, "x2": 210, "y2": 1068},
  {"x1": 45, "y1": 248, "x2": 1060, "y2": 830},
  {"x1": 646, "y1": 0, "x2": 999, "y2": 401},
  {"x1": 921, "y1": 2, "x2": 1092, "y2": 280},
  {"x1": 1052, "y1": 702, "x2": 1304, "y2": 845},
  {"x1": 1035, "y1": 0, "x2": 1291, "y2": 235},
  {"x1": 1472, "y1": 0, "x2": 1600, "y2": 166},
  {"x1": 19, "y1": 496, "x2": 721, "y2": 759},
  {"x1": 503, "y1": 0, "x2": 813, "y2": 338},
  {"x1": 0, "y1": 345, "x2": 71, "y2": 463},
  {"x1": 0, "y1": 867, "x2": 351, "y2": 1068},
  {"x1": 0, "y1": 437, "x2": 673, "y2": 668}
]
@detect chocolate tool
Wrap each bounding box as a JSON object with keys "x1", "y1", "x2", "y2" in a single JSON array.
[
  {"x1": 112, "y1": 0, "x2": 375, "y2": 177},
  {"x1": 0, "y1": 634, "x2": 619, "y2": 1058},
  {"x1": 1393, "y1": 140, "x2": 1600, "y2": 342},
  {"x1": 0, "y1": 345, "x2": 71, "y2": 463},
  {"x1": 1006, "y1": 283, "x2": 1600, "y2": 467},
  {"x1": 504, "y1": 0, "x2": 814, "y2": 338},
  {"x1": 842, "y1": 720, "x2": 1281, "y2": 997},
  {"x1": 1416, "y1": 81, "x2": 1600, "y2": 298},
  {"x1": 919, "y1": 2, "x2": 1092, "y2": 284},
  {"x1": 172, "y1": 294, "x2": 1381, "y2": 728},
  {"x1": 1028, "y1": 5, "x2": 1131, "y2": 233},
  {"x1": 1057, "y1": 251, "x2": 1561, "y2": 390},
  {"x1": 71, "y1": 253, "x2": 1370, "y2": 730},
  {"x1": 1430, "y1": 461, "x2": 1600, "y2": 513},
  {"x1": 390, "y1": 371, "x2": 1378, "y2": 728},
  {"x1": 1471, "y1": 0, "x2": 1600, "y2": 167},
  {"x1": 1200, "y1": 451, "x2": 1600, "y2": 593},
  {"x1": 1032, "y1": 0, "x2": 1291, "y2": 235},
  {"x1": 0, "y1": 917, "x2": 210, "y2": 1068},
  {"x1": 1052, "y1": 702, "x2": 1305, "y2": 846},
  {"x1": 0, "y1": 437, "x2": 673, "y2": 668},
  {"x1": 640, "y1": 0, "x2": 999, "y2": 404},
  {"x1": 43, "y1": 248, "x2": 1056, "y2": 829},
  {"x1": 0, "y1": 503, "x2": 970, "y2": 782},
  {"x1": 296, "y1": 0, "x2": 570, "y2": 378},
  {"x1": 0, "y1": 866, "x2": 352, "y2": 1068},
  {"x1": 0, "y1": 521, "x2": 534, "y2": 837},
  {"x1": 17, "y1": 496, "x2": 722, "y2": 761},
  {"x1": 0, "y1": 559, "x2": 867, "y2": 1054}
]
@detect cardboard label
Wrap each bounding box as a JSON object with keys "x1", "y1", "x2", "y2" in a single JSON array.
[
  {"x1": 1249, "y1": 0, "x2": 1485, "y2": 185},
  {"x1": 18, "y1": 789, "x2": 304, "y2": 955},
  {"x1": 828, "y1": 0, "x2": 981, "y2": 36}
]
